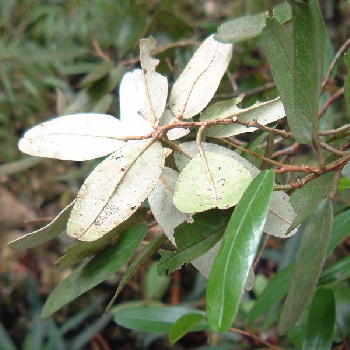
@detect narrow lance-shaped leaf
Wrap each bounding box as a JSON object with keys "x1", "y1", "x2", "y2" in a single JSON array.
[
  {"x1": 174, "y1": 141, "x2": 296, "y2": 237},
  {"x1": 9, "y1": 201, "x2": 74, "y2": 250},
  {"x1": 318, "y1": 255, "x2": 350, "y2": 286},
  {"x1": 169, "y1": 313, "x2": 205, "y2": 343},
  {"x1": 278, "y1": 199, "x2": 333, "y2": 334},
  {"x1": 302, "y1": 288, "x2": 335, "y2": 350},
  {"x1": 174, "y1": 151, "x2": 252, "y2": 213},
  {"x1": 67, "y1": 140, "x2": 164, "y2": 241},
  {"x1": 169, "y1": 35, "x2": 232, "y2": 119},
  {"x1": 200, "y1": 97, "x2": 285, "y2": 138},
  {"x1": 207, "y1": 170, "x2": 275, "y2": 332},
  {"x1": 18, "y1": 114, "x2": 125, "y2": 161},
  {"x1": 42, "y1": 224, "x2": 147, "y2": 317},
  {"x1": 292, "y1": 0, "x2": 326, "y2": 142}
]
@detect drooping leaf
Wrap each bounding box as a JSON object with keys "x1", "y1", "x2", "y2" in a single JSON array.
[
  {"x1": 9, "y1": 201, "x2": 74, "y2": 250},
  {"x1": 248, "y1": 265, "x2": 293, "y2": 324},
  {"x1": 18, "y1": 114, "x2": 125, "y2": 161},
  {"x1": 158, "y1": 210, "x2": 231, "y2": 276},
  {"x1": 42, "y1": 224, "x2": 147, "y2": 317},
  {"x1": 215, "y1": 2, "x2": 291, "y2": 43},
  {"x1": 173, "y1": 151, "x2": 252, "y2": 213},
  {"x1": 113, "y1": 305, "x2": 206, "y2": 333},
  {"x1": 278, "y1": 199, "x2": 333, "y2": 334},
  {"x1": 207, "y1": 170, "x2": 275, "y2": 332},
  {"x1": 168, "y1": 35, "x2": 232, "y2": 119},
  {"x1": 105, "y1": 235, "x2": 167, "y2": 311},
  {"x1": 319, "y1": 256, "x2": 350, "y2": 286},
  {"x1": 169, "y1": 313, "x2": 205, "y2": 343},
  {"x1": 302, "y1": 288, "x2": 335, "y2": 350},
  {"x1": 333, "y1": 282, "x2": 350, "y2": 342},
  {"x1": 139, "y1": 37, "x2": 168, "y2": 125},
  {"x1": 258, "y1": 18, "x2": 295, "y2": 140},
  {"x1": 58, "y1": 209, "x2": 145, "y2": 268},
  {"x1": 174, "y1": 141, "x2": 296, "y2": 237},
  {"x1": 145, "y1": 262, "x2": 171, "y2": 300},
  {"x1": 291, "y1": 0, "x2": 326, "y2": 142},
  {"x1": 67, "y1": 140, "x2": 164, "y2": 241},
  {"x1": 201, "y1": 97, "x2": 285, "y2": 138}
]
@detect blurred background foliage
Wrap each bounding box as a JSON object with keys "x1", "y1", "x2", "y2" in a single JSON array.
[{"x1": 1, "y1": 0, "x2": 350, "y2": 349}]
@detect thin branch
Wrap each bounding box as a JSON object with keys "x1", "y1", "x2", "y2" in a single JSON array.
[
  {"x1": 319, "y1": 124, "x2": 350, "y2": 136},
  {"x1": 320, "y1": 142, "x2": 349, "y2": 156},
  {"x1": 271, "y1": 143, "x2": 300, "y2": 159},
  {"x1": 318, "y1": 87, "x2": 345, "y2": 119},
  {"x1": 229, "y1": 327, "x2": 285, "y2": 350},
  {"x1": 322, "y1": 38, "x2": 350, "y2": 91},
  {"x1": 163, "y1": 137, "x2": 193, "y2": 159},
  {"x1": 253, "y1": 234, "x2": 270, "y2": 270}
]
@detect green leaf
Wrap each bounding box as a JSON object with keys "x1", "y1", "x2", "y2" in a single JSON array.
[
  {"x1": 215, "y1": 13, "x2": 267, "y2": 43},
  {"x1": 333, "y1": 282, "x2": 350, "y2": 341},
  {"x1": 157, "y1": 210, "x2": 231, "y2": 276},
  {"x1": 169, "y1": 313, "x2": 205, "y2": 343},
  {"x1": 215, "y1": 2, "x2": 292, "y2": 43},
  {"x1": 338, "y1": 178, "x2": 350, "y2": 191},
  {"x1": 42, "y1": 224, "x2": 147, "y2": 317},
  {"x1": 200, "y1": 97, "x2": 285, "y2": 138},
  {"x1": 302, "y1": 288, "x2": 335, "y2": 350},
  {"x1": 58, "y1": 209, "x2": 145, "y2": 268},
  {"x1": 145, "y1": 262, "x2": 171, "y2": 300},
  {"x1": 0, "y1": 322, "x2": 16, "y2": 350},
  {"x1": 247, "y1": 265, "x2": 293, "y2": 324},
  {"x1": 207, "y1": 170, "x2": 275, "y2": 332},
  {"x1": 319, "y1": 256, "x2": 350, "y2": 286},
  {"x1": 173, "y1": 151, "x2": 252, "y2": 213},
  {"x1": 278, "y1": 199, "x2": 333, "y2": 334},
  {"x1": 8, "y1": 201, "x2": 74, "y2": 250},
  {"x1": 290, "y1": 0, "x2": 326, "y2": 143},
  {"x1": 113, "y1": 305, "x2": 206, "y2": 333},
  {"x1": 105, "y1": 235, "x2": 167, "y2": 311}
]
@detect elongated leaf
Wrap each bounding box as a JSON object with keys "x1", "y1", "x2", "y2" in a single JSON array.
[
  {"x1": 278, "y1": 199, "x2": 333, "y2": 334},
  {"x1": 201, "y1": 97, "x2": 285, "y2": 138},
  {"x1": 319, "y1": 256, "x2": 350, "y2": 286},
  {"x1": 58, "y1": 209, "x2": 145, "y2": 268},
  {"x1": 158, "y1": 210, "x2": 231, "y2": 276},
  {"x1": 139, "y1": 37, "x2": 168, "y2": 125},
  {"x1": 169, "y1": 313, "x2": 205, "y2": 343},
  {"x1": 174, "y1": 151, "x2": 252, "y2": 213},
  {"x1": 207, "y1": 170, "x2": 275, "y2": 332},
  {"x1": 326, "y1": 208, "x2": 350, "y2": 255},
  {"x1": 106, "y1": 235, "x2": 167, "y2": 311},
  {"x1": 42, "y1": 224, "x2": 147, "y2": 317},
  {"x1": 302, "y1": 288, "x2": 335, "y2": 350},
  {"x1": 333, "y1": 283, "x2": 350, "y2": 341},
  {"x1": 174, "y1": 141, "x2": 296, "y2": 237},
  {"x1": 67, "y1": 140, "x2": 164, "y2": 241},
  {"x1": 258, "y1": 18, "x2": 296, "y2": 140},
  {"x1": 0, "y1": 322, "x2": 16, "y2": 350},
  {"x1": 215, "y1": 2, "x2": 291, "y2": 43},
  {"x1": 9, "y1": 201, "x2": 74, "y2": 250},
  {"x1": 113, "y1": 305, "x2": 206, "y2": 333},
  {"x1": 146, "y1": 262, "x2": 171, "y2": 300},
  {"x1": 18, "y1": 114, "x2": 125, "y2": 161},
  {"x1": 169, "y1": 35, "x2": 232, "y2": 119},
  {"x1": 291, "y1": 0, "x2": 326, "y2": 142}
]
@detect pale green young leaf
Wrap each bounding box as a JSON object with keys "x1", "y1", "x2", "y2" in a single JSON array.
[
  {"x1": 18, "y1": 114, "x2": 125, "y2": 161},
  {"x1": 173, "y1": 151, "x2": 252, "y2": 213},
  {"x1": 169, "y1": 313, "x2": 205, "y2": 343},
  {"x1": 278, "y1": 199, "x2": 333, "y2": 334},
  {"x1": 9, "y1": 201, "x2": 74, "y2": 250},
  {"x1": 169, "y1": 35, "x2": 232, "y2": 119},
  {"x1": 200, "y1": 97, "x2": 285, "y2": 138},
  {"x1": 42, "y1": 224, "x2": 147, "y2": 317},
  {"x1": 174, "y1": 141, "x2": 296, "y2": 237},
  {"x1": 145, "y1": 262, "x2": 171, "y2": 300},
  {"x1": 207, "y1": 170, "x2": 275, "y2": 332},
  {"x1": 302, "y1": 288, "x2": 335, "y2": 350},
  {"x1": 67, "y1": 140, "x2": 164, "y2": 241}
]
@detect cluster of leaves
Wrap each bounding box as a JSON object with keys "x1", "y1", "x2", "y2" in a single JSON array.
[{"x1": 7, "y1": 0, "x2": 350, "y2": 349}]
